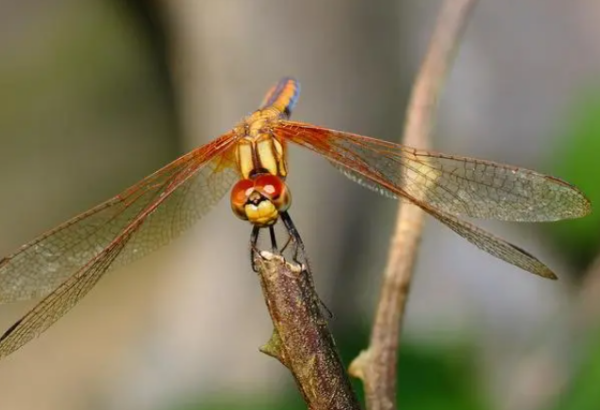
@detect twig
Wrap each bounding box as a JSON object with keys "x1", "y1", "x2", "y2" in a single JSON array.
[
  {"x1": 348, "y1": 1, "x2": 478, "y2": 409},
  {"x1": 256, "y1": 251, "x2": 361, "y2": 410}
]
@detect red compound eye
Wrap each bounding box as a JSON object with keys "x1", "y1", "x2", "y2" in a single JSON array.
[
  {"x1": 254, "y1": 174, "x2": 291, "y2": 212},
  {"x1": 230, "y1": 179, "x2": 255, "y2": 220},
  {"x1": 254, "y1": 174, "x2": 284, "y2": 198}
]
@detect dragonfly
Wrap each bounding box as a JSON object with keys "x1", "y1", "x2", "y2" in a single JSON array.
[{"x1": 0, "y1": 77, "x2": 590, "y2": 360}]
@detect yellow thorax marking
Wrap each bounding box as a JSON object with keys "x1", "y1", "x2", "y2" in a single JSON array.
[{"x1": 235, "y1": 110, "x2": 288, "y2": 180}]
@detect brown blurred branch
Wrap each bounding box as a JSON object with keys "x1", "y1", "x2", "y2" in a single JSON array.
[
  {"x1": 349, "y1": 1, "x2": 478, "y2": 409},
  {"x1": 256, "y1": 251, "x2": 361, "y2": 410}
]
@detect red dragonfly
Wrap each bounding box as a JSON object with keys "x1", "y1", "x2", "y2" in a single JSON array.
[{"x1": 0, "y1": 78, "x2": 590, "y2": 359}]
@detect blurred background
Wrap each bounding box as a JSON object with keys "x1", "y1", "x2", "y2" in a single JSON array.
[{"x1": 0, "y1": 0, "x2": 599, "y2": 409}]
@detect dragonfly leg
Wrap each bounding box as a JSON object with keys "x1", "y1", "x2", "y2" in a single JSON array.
[
  {"x1": 280, "y1": 233, "x2": 294, "y2": 254},
  {"x1": 250, "y1": 225, "x2": 261, "y2": 272},
  {"x1": 268, "y1": 225, "x2": 278, "y2": 253},
  {"x1": 280, "y1": 211, "x2": 305, "y2": 266},
  {"x1": 280, "y1": 212, "x2": 332, "y2": 318}
]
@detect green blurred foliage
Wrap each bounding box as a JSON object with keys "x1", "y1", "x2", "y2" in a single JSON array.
[
  {"x1": 339, "y1": 329, "x2": 485, "y2": 410},
  {"x1": 543, "y1": 87, "x2": 600, "y2": 409},
  {"x1": 549, "y1": 89, "x2": 600, "y2": 270},
  {"x1": 171, "y1": 327, "x2": 484, "y2": 410},
  {"x1": 549, "y1": 326, "x2": 600, "y2": 410}
]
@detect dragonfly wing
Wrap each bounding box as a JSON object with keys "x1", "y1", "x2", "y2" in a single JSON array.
[
  {"x1": 276, "y1": 121, "x2": 590, "y2": 222},
  {"x1": 0, "y1": 133, "x2": 241, "y2": 357},
  {"x1": 327, "y1": 146, "x2": 556, "y2": 278},
  {"x1": 0, "y1": 132, "x2": 240, "y2": 303},
  {"x1": 420, "y1": 202, "x2": 556, "y2": 278},
  {"x1": 0, "y1": 231, "x2": 131, "y2": 358},
  {"x1": 328, "y1": 160, "x2": 406, "y2": 200}
]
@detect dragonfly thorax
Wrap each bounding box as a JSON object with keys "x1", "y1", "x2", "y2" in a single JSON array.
[
  {"x1": 235, "y1": 112, "x2": 288, "y2": 180},
  {"x1": 230, "y1": 174, "x2": 292, "y2": 227}
]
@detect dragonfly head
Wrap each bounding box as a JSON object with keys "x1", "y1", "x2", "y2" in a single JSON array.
[{"x1": 230, "y1": 174, "x2": 291, "y2": 227}]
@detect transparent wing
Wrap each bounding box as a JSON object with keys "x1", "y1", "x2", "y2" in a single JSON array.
[
  {"x1": 275, "y1": 121, "x2": 591, "y2": 279},
  {"x1": 418, "y1": 202, "x2": 556, "y2": 278},
  {"x1": 276, "y1": 121, "x2": 590, "y2": 222},
  {"x1": 0, "y1": 132, "x2": 240, "y2": 304},
  {"x1": 0, "y1": 133, "x2": 241, "y2": 358},
  {"x1": 0, "y1": 231, "x2": 130, "y2": 358}
]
